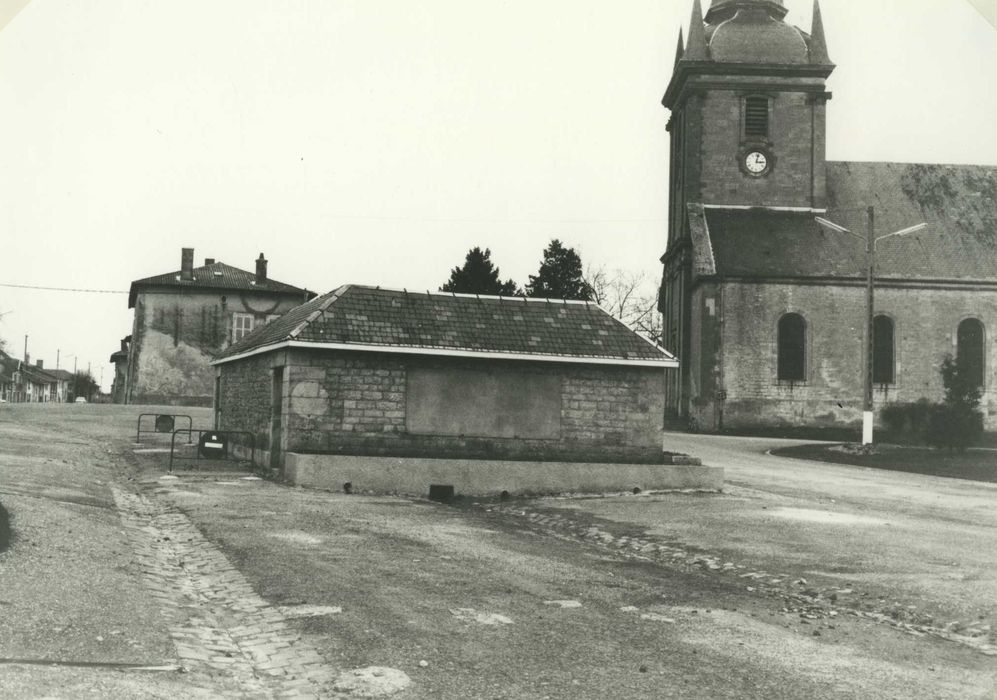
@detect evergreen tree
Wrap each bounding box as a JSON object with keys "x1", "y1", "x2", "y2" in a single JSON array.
[
  {"x1": 525, "y1": 239, "x2": 594, "y2": 301},
  {"x1": 441, "y1": 247, "x2": 520, "y2": 296}
]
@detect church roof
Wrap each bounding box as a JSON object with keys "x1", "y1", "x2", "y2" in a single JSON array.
[
  {"x1": 705, "y1": 0, "x2": 787, "y2": 23},
  {"x1": 679, "y1": 0, "x2": 826, "y2": 67},
  {"x1": 692, "y1": 161, "x2": 997, "y2": 282},
  {"x1": 707, "y1": 5, "x2": 808, "y2": 65},
  {"x1": 664, "y1": 0, "x2": 833, "y2": 109},
  {"x1": 214, "y1": 285, "x2": 675, "y2": 367}
]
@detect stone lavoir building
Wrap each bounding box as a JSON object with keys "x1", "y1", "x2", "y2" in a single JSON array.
[
  {"x1": 211, "y1": 285, "x2": 721, "y2": 495},
  {"x1": 122, "y1": 248, "x2": 314, "y2": 406},
  {"x1": 660, "y1": 0, "x2": 997, "y2": 431}
]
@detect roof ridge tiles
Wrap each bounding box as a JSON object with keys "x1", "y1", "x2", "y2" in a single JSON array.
[
  {"x1": 348, "y1": 283, "x2": 595, "y2": 306},
  {"x1": 288, "y1": 284, "x2": 350, "y2": 340}
]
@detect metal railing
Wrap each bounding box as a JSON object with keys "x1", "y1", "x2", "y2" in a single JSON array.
[
  {"x1": 136, "y1": 413, "x2": 193, "y2": 443},
  {"x1": 168, "y1": 429, "x2": 256, "y2": 473}
]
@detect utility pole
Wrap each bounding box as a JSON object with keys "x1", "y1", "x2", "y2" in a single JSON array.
[
  {"x1": 23, "y1": 335, "x2": 27, "y2": 362},
  {"x1": 862, "y1": 207, "x2": 875, "y2": 446},
  {"x1": 56, "y1": 349, "x2": 60, "y2": 369},
  {"x1": 816, "y1": 210, "x2": 927, "y2": 445}
]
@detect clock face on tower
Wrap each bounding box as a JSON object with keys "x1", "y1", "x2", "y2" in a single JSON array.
[{"x1": 744, "y1": 150, "x2": 769, "y2": 175}]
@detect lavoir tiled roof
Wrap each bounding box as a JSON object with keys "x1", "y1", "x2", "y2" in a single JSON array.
[
  {"x1": 214, "y1": 285, "x2": 675, "y2": 367},
  {"x1": 128, "y1": 261, "x2": 313, "y2": 308},
  {"x1": 691, "y1": 162, "x2": 997, "y2": 283}
]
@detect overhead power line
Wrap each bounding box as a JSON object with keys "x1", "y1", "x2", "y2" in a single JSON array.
[{"x1": 0, "y1": 282, "x2": 127, "y2": 294}]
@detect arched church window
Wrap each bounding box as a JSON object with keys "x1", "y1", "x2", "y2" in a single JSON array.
[
  {"x1": 957, "y1": 318, "x2": 985, "y2": 389},
  {"x1": 744, "y1": 96, "x2": 769, "y2": 138},
  {"x1": 777, "y1": 313, "x2": 806, "y2": 382},
  {"x1": 872, "y1": 315, "x2": 895, "y2": 385}
]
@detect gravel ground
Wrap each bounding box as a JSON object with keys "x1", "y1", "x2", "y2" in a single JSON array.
[
  {"x1": 0, "y1": 406, "x2": 194, "y2": 697},
  {"x1": 2, "y1": 405, "x2": 996, "y2": 698}
]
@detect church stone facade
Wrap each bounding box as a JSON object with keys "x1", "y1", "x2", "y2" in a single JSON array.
[{"x1": 660, "y1": 0, "x2": 997, "y2": 432}]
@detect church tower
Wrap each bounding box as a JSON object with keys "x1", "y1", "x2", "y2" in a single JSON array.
[
  {"x1": 660, "y1": 0, "x2": 834, "y2": 423},
  {"x1": 665, "y1": 0, "x2": 834, "y2": 243}
]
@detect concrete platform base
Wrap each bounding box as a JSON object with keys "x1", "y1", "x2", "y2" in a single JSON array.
[{"x1": 282, "y1": 452, "x2": 723, "y2": 497}]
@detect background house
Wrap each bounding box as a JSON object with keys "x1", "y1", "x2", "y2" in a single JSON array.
[
  {"x1": 122, "y1": 248, "x2": 315, "y2": 406},
  {"x1": 28, "y1": 361, "x2": 71, "y2": 402},
  {"x1": 109, "y1": 336, "x2": 130, "y2": 403},
  {"x1": 660, "y1": 0, "x2": 997, "y2": 431},
  {"x1": 0, "y1": 352, "x2": 18, "y2": 402},
  {"x1": 212, "y1": 285, "x2": 688, "y2": 492},
  {"x1": 0, "y1": 353, "x2": 68, "y2": 403}
]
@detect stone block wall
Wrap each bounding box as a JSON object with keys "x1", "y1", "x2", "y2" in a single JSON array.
[
  {"x1": 217, "y1": 350, "x2": 287, "y2": 450},
  {"x1": 697, "y1": 87, "x2": 826, "y2": 209},
  {"x1": 219, "y1": 348, "x2": 667, "y2": 465},
  {"x1": 692, "y1": 280, "x2": 997, "y2": 430}
]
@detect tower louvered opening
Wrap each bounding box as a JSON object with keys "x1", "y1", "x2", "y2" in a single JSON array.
[{"x1": 744, "y1": 96, "x2": 769, "y2": 138}]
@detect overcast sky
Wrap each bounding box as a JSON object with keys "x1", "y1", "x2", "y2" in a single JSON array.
[{"x1": 2, "y1": 0, "x2": 997, "y2": 391}]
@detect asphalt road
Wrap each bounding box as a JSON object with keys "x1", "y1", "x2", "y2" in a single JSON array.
[
  {"x1": 1, "y1": 406, "x2": 996, "y2": 699},
  {"x1": 649, "y1": 431, "x2": 997, "y2": 622}
]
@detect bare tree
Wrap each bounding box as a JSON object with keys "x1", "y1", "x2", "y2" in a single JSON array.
[{"x1": 585, "y1": 266, "x2": 662, "y2": 345}]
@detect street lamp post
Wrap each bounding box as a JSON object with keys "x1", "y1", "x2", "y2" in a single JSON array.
[{"x1": 816, "y1": 207, "x2": 926, "y2": 445}]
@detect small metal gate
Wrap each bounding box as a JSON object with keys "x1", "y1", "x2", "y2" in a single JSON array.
[{"x1": 168, "y1": 429, "x2": 256, "y2": 472}]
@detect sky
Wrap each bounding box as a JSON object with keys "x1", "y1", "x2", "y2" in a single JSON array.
[{"x1": 2, "y1": 0, "x2": 997, "y2": 392}]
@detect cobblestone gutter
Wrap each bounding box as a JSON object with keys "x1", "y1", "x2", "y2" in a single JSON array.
[{"x1": 111, "y1": 485, "x2": 343, "y2": 699}]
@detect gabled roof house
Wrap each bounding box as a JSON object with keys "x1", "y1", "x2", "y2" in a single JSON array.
[{"x1": 120, "y1": 248, "x2": 314, "y2": 406}]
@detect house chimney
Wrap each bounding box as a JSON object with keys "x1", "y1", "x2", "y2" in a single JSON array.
[
  {"x1": 204, "y1": 258, "x2": 215, "y2": 265},
  {"x1": 36, "y1": 359, "x2": 43, "y2": 369},
  {"x1": 255, "y1": 253, "x2": 268, "y2": 283},
  {"x1": 181, "y1": 247, "x2": 195, "y2": 280}
]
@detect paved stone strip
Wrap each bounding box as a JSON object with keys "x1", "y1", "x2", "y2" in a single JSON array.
[
  {"x1": 112, "y1": 485, "x2": 343, "y2": 698},
  {"x1": 488, "y1": 503, "x2": 997, "y2": 656}
]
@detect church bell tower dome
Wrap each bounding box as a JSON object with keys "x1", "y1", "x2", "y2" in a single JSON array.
[
  {"x1": 706, "y1": 0, "x2": 808, "y2": 65},
  {"x1": 705, "y1": 0, "x2": 787, "y2": 23}
]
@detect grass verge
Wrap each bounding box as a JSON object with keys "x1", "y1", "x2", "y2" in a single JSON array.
[{"x1": 772, "y1": 443, "x2": 997, "y2": 483}]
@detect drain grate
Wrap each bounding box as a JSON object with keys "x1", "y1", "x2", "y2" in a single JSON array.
[{"x1": 428, "y1": 484, "x2": 455, "y2": 502}]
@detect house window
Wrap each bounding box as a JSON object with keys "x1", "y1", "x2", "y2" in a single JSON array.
[
  {"x1": 232, "y1": 313, "x2": 254, "y2": 342},
  {"x1": 777, "y1": 313, "x2": 806, "y2": 382},
  {"x1": 744, "y1": 95, "x2": 769, "y2": 138},
  {"x1": 957, "y1": 318, "x2": 985, "y2": 390},
  {"x1": 873, "y1": 315, "x2": 895, "y2": 385}
]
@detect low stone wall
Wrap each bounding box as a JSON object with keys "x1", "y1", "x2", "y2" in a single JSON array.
[
  {"x1": 274, "y1": 349, "x2": 668, "y2": 464},
  {"x1": 281, "y1": 452, "x2": 723, "y2": 497}
]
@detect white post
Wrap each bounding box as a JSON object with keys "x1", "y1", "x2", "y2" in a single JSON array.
[{"x1": 862, "y1": 411, "x2": 874, "y2": 446}]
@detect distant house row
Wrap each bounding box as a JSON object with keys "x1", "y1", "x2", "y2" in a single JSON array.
[{"x1": 0, "y1": 352, "x2": 75, "y2": 403}]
